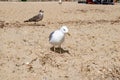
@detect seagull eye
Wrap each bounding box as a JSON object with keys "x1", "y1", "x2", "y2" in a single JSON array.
[{"x1": 63, "y1": 29, "x2": 66, "y2": 31}]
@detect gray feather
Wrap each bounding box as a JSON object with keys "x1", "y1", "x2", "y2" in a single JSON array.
[
  {"x1": 24, "y1": 10, "x2": 43, "y2": 22},
  {"x1": 49, "y1": 31, "x2": 54, "y2": 41}
]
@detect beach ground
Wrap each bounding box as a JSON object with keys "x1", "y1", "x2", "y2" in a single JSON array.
[{"x1": 0, "y1": 2, "x2": 120, "y2": 80}]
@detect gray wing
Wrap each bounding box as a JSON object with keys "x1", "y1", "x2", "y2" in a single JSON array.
[
  {"x1": 49, "y1": 31, "x2": 54, "y2": 41},
  {"x1": 28, "y1": 14, "x2": 40, "y2": 22}
]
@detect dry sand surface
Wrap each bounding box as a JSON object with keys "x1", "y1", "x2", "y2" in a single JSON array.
[{"x1": 0, "y1": 2, "x2": 120, "y2": 80}]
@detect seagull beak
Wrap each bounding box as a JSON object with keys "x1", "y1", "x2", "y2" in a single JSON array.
[{"x1": 67, "y1": 33, "x2": 70, "y2": 36}]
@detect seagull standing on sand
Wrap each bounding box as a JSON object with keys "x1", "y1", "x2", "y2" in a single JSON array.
[
  {"x1": 49, "y1": 26, "x2": 70, "y2": 53},
  {"x1": 24, "y1": 10, "x2": 44, "y2": 23}
]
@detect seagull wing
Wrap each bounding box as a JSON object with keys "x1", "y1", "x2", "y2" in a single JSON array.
[
  {"x1": 24, "y1": 14, "x2": 39, "y2": 22},
  {"x1": 49, "y1": 31, "x2": 54, "y2": 41},
  {"x1": 28, "y1": 14, "x2": 39, "y2": 22}
]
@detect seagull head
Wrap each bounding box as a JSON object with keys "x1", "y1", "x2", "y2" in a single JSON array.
[
  {"x1": 39, "y1": 10, "x2": 44, "y2": 15},
  {"x1": 39, "y1": 10, "x2": 44, "y2": 13},
  {"x1": 60, "y1": 26, "x2": 70, "y2": 36}
]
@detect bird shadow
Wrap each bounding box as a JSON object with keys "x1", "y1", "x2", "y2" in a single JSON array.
[
  {"x1": 23, "y1": 23, "x2": 45, "y2": 26},
  {"x1": 50, "y1": 47, "x2": 70, "y2": 54}
]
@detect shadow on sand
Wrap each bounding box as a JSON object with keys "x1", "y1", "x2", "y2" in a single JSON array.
[{"x1": 50, "y1": 47, "x2": 70, "y2": 54}]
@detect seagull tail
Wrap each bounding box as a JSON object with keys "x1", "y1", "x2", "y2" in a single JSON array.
[{"x1": 24, "y1": 20, "x2": 29, "y2": 22}]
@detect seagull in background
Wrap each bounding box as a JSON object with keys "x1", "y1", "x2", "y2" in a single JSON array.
[
  {"x1": 59, "y1": 0, "x2": 62, "y2": 4},
  {"x1": 24, "y1": 10, "x2": 44, "y2": 24},
  {"x1": 49, "y1": 26, "x2": 70, "y2": 53}
]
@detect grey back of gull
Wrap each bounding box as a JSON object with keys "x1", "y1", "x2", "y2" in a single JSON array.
[
  {"x1": 24, "y1": 10, "x2": 44, "y2": 22},
  {"x1": 49, "y1": 31, "x2": 55, "y2": 41}
]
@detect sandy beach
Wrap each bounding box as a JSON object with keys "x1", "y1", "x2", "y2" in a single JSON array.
[{"x1": 0, "y1": 2, "x2": 120, "y2": 80}]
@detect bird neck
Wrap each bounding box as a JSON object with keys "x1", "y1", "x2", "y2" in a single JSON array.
[{"x1": 39, "y1": 12, "x2": 43, "y2": 16}]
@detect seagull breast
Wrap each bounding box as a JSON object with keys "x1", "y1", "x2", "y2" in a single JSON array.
[{"x1": 49, "y1": 30, "x2": 65, "y2": 46}]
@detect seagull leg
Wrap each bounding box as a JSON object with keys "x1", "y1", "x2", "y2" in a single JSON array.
[
  {"x1": 60, "y1": 49, "x2": 61, "y2": 54},
  {"x1": 34, "y1": 22, "x2": 36, "y2": 24},
  {"x1": 53, "y1": 46, "x2": 55, "y2": 52},
  {"x1": 59, "y1": 45, "x2": 62, "y2": 54}
]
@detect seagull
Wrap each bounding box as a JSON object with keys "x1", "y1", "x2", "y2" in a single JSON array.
[
  {"x1": 49, "y1": 26, "x2": 70, "y2": 53},
  {"x1": 24, "y1": 10, "x2": 44, "y2": 23},
  {"x1": 58, "y1": 0, "x2": 62, "y2": 4}
]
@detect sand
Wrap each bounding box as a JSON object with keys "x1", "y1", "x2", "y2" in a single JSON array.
[{"x1": 0, "y1": 2, "x2": 120, "y2": 80}]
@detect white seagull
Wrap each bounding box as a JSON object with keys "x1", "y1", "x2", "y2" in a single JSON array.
[
  {"x1": 49, "y1": 26, "x2": 70, "y2": 53},
  {"x1": 59, "y1": 0, "x2": 62, "y2": 4}
]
